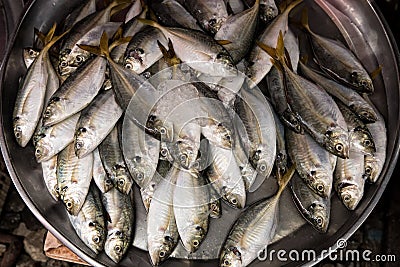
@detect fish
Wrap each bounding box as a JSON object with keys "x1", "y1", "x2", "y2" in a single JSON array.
[
  {"x1": 63, "y1": 0, "x2": 97, "y2": 31},
  {"x1": 265, "y1": 65, "x2": 303, "y2": 133},
  {"x1": 43, "y1": 55, "x2": 107, "y2": 127},
  {"x1": 286, "y1": 129, "x2": 336, "y2": 198},
  {"x1": 173, "y1": 167, "x2": 209, "y2": 252},
  {"x1": 74, "y1": 89, "x2": 123, "y2": 158},
  {"x1": 123, "y1": 27, "x2": 168, "y2": 74},
  {"x1": 61, "y1": 22, "x2": 121, "y2": 77},
  {"x1": 121, "y1": 114, "x2": 160, "y2": 188},
  {"x1": 13, "y1": 24, "x2": 67, "y2": 147},
  {"x1": 23, "y1": 47, "x2": 40, "y2": 69},
  {"x1": 290, "y1": 173, "x2": 330, "y2": 233},
  {"x1": 209, "y1": 185, "x2": 222, "y2": 219},
  {"x1": 68, "y1": 187, "x2": 106, "y2": 254},
  {"x1": 334, "y1": 151, "x2": 365, "y2": 210},
  {"x1": 125, "y1": 0, "x2": 143, "y2": 23},
  {"x1": 207, "y1": 142, "x2": 246, "y2": 209},
  {"x1": 41, "y1": 156, "x2": 59, "y2": 201},
  {"x1": 102, "y1": 188, "x2": 134, "y2": 263},
  {"x1": 58, "y1": 0, "x2": 131, "y2": 76},
  {"x1": 363, "y1": 97, "x2": 386, "y2": 183},
  {"x1": 243, "y1": 0, "x2": 278, "y2": 23},
  {"x1": 140, "y1": 160, "x2": 170, "y2": 212},
  {"x1": 214, "y1": 0, "x2": 259, "y2": 63},
  {"x1": 224, "y1": 0, "x2": 246, "y2": 14},
  {"x1": 259, "y1": 32, "x2": 350, "y2": 159},
  {"x1": 34, "y1": 113, "x2": 80, "y2": 163},
  {"x1": 150, "y1": 0, "x2": 203, "y2": 31},
  {"x1": 99, "y1": 125, "x2": 134, "y2": 194},
  {"x1": 336, "y1": 101, "x2": 375, "y2": 155},
  {"x1": 219, "y1": 165, "x2": 295, "y2": 267},
  {"x1": 301, "y1": 10, "x2": 374, "y2": 93},
  {"x1": 57, "y1": 143, "x2": 93, "y2": 215},
  {"x1": 137, "y1": 19, "x2": 236, "y2": 77},
  {"x1": 245, "y1": 0, "x2": 302, "y2": 86},
  {"x1": 235, "y1": 86, "x2": 277, "y2": 182},
  {"x1": 284, "y1": 29, "x2": 300, "y2": 73},
  {"x1": 147, "y1": 165, "x2": 179, "y2": 265},
  {"x1": 93, "y1": 148, "x2": 114, "y2": 193},
  {"x1": 273, "y1": 110, "x2": 288, "y2": 177},
  {"x1": 299, "y1": 60, "x2": 378, "y2": 123},
  {"x1": 183, "y1": 0, "x2": 228, "y2": 34}
]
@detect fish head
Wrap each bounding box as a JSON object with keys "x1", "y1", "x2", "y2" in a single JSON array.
[
  {"x1": 308, "y1": 171, "x2": 331, "y2": 198},
  {"x1": 42, "y1": 96, "x2": 64, "y2": 126},
  {"x1": 13, "y1": 116, "x2": 30, "y2": 147},
  {"x1": 205, "y1": 17, "x2": 224, "y2": 35},
  {"x1": 146, "y1": 114, "x2": 174, "y2": 141},
  {"x1": 222, "y1": 189, "x2": 246, "y2": 209},
  {"x1": 220, "y1": 246, "x2": 242, "y2": 267},
  {"x1": 58, "y1": 49, "x2": 76, "y2": 77},
  {"x1": 209, "y1": 199, "x2": 222, "y2": 218},
  {"x1": 148, "y1": 235, "x2": 177, "y2": 266},
  {"x1": 114, "y1": 166, "x2": 134, "y2": 194},
  {"x1": 324, "y1": 128, "x2": 350, "y2": 159},
  {"x1": 364, "y1": 157, "x2": 380, "y2": 183},
  {"x1": 82, "y1": 220, "x2": 106, "y2": 254},
  {"x1": 170, "y1": 140, "x2": 198, "y2": 169},
  {"x1": 214, "y1": 52, "x2": 237, "y2": 77},
  {"x1": 350, "y1": 128, "x2": 376, "y2": 155},
  {"x1": 250, "y1": 145, "x2": 272, "y2": 178},
  {"x1": 105, "y1": 229, "x2": 130, "y2": 263},
  {"x1": 62, "y1": 194, "x2": 83, "y2": 216},
  {"x1": 337, "y1": 183, "x2": 363, "y2": 210},
  {"x1": 124, "y1": 48, "x2": 145, "y2": 73},
  {"x1": 23, "y1": 47, "x2": 39, "y2": 68},
  {"x1": 350, "y1": 71, "x2": 374, "y2": 93},
  {"x1": 181, "y1": 224, "x2": 207, "y2": 252},
  {"x1": 129, "y1": 156, "x2": 154, "y2": 188},
  {"x1": 259, "y1": 4, "x2": 278, "y2": 23},
  {"x1": 34, "y1": 139, "x2": 52, "y2": 163},
  {"x1": 74, "y1": 127, "x2": 93, "y2": 158},
  {"x1": 308, "y1": 202, "x2": 329, "y2": 233},
  {"x1": 350, "y1": 104, "x2": 378, "y2": 123}
]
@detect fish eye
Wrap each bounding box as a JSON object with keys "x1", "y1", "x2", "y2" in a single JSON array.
[
  {"x1": 106, "y1": 179, "x2": 112, "y2": 185},
  {"x1": 316, "y1": 183, "x2": 325, "y2": 192},
  {"x1": 224, "y1": 260, "x2": 231, "y2": 266},
  {"x1": 365, "y1": 167, "x2": 372, "y2": 174},
  {"x1": 159, "y1": 250, "x2": 166, "y2": 258},
  {"x1": 192, "y1": 240, "x2": 200, "y2": 247},
  {"x1": 125, "y1": 63, "x2": 133, "y2": 69},
  {"x1": 160, "y1": 148, "x2": 168, "y2": 157},
  {"x1": 259, "y1": 164, "x2": 267, "y2": 172},
  {"x1": 335, "y1": 144, "x2": 344, "y2": 152},
  {"x1": 88, "y1": 222, "x2": 96, "y2": 227},
  {"x1": 78, "y1": 127, "x2": 87, "y2": 133},
  {"x1": 179, "y1": 154, "x2": 187, "y2": 162},
  {"x1": 115, "y1": 245, "x2": 122, "y2": 253},
  {"x1": 134, "y1": 156, "x2": 142, "y2": 163},
  {"x1": 231, "y1": 198, "x2": 238, "y2": 205},
  {"x1": 136, "y1": 172, "x2": 144, "y2": 180},
  {"x1": 92, "y1": 236, "x2": 101, "y2": 244},
  {"x1": 75, "y1": 141, "x2": 84, "y2": 150},
  {"x1": 76, "y1": 55, "x2": 84, "y2": 63},
  {"x1": 343, "y1": 194, "x2": 351, "y2": 202},
  {"x1": 159, "y1": 127, "x2": 167, "y2": 135},
  {"x1": 118, "y1": 179, "x2": 125, "y2": 186},
  {"x1": 364, "y1": 139, "x2": 372, "y2": 147},
  {"x1": 164, "y1": 235, "x2": 174, "y2": 242},
  {"x1": 60, "y1": 61, "x2": 67, "y2": 67},
  {"x1": 35, "y1": 148, "x2": 42, "y2": 156},
  {"x1": 66, "y1": 201, "x2": 73, "y2": 209},
  {"x1": 316, "y1": 216, "x2": 323, "y2": 226}
]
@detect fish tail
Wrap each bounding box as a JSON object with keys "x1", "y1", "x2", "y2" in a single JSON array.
[
  {"x1": 109, "y1": 0, "x2": 132, "y2": 17},
  {"x1": 300, "y1": 8, "x2": 312, "y2": 33},
  {"x1": 136, "y1": 18, "x2": 163, "y2": 31},
  {"x1": 77, "y1": 31, "x2": 111, "y2": 59},
  {"x1": 42, "y1": 24, "x2": 70, "y2": 53},
  {"x1": 280, "y1": 0, "x2": 303, "y2": 14},
  {"x1": 277, "y1": 164, "x2": 296, "y2": 197}
]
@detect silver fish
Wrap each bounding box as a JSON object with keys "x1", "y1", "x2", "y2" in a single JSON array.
[
  {"x1": 244, "y1": 0, "x2": 278, "y2": 23},
  {"x1": 121, "y1": 114, "x2": 160, "y2": 188},
  {"x1": 138, "y1": 19, "x2": 236, "y2": 77},
  {"x1": 291, "y1": 173, "x2": 330, "y2": 233},
  {"x1": 57, "y1": 143, "x2": 93, "y2": 215},
  {"x1": 245, "y1": 0, "x2": 302, "y2": 86},
  {"x1": 41, "y1": 156, "x2": 59, "y2": 201},
  {"x1": 364, "y1": 98, "x2": 386, "y2": 183},
  {"x1": 336, "y1": 101, "x2": 375, "y2": 155},
  {"x1": 74, "y1": 89, "x2": 123, "y2": 158},
  {"x1": 219, "y1": 165, "x2": 295, "y2": 267},
  {"x1": 151, "y1": 0, "x2": 202, "y2": 31},
  {"x1": 286, "y1": 130, "x2": 336, "y2": 198},
  {"x1": 68, "y1": 187, "x2": 106, "y2": 254},
  {"x1": 140, "y1": 160, "x2": 170, "y2": 212},
  {"x1": 23, "y1": 47, "x2": 40, "y2": 69},
  {"x1": 102, "y1": 188, "x2": 134, "y2": 263},
  {"x1": 183, "y1": 0, "x2": 228, "y2": 34},
  {"x1": 123, "y1": 27, "x2": 168, "y2": 74},
  {"x1": 147, "y1": 165, "x2": 179, "y2": 265},
  {"x1": 34, "y1": 113, "x2": 80, "y2": 163},
  {"x1": 125, "y1": 0, "x2": 143, "y2": 23},
  {"x1": 43, "y1": 56, "x2": 107, "y2": 127},
  {"x1": 207, "y1": 142, "x2": 246, "y2": 209},
  {"x1": 214, "y1": 0, "x2": 259, "y2": 63},
  {"x1": 93, "y1": 148, "x2": 113, "y2": 193},
  {"x1": 301, "y1": 11, "x2": 374, "y2": 93},
  {"x1": 63, "y1": 0, "x2": 97, "y2": 31},
  {"x1": 235, "y1": 86, "x2": 277, "y2": 181},
  {"x1": 334, "y1": 151, "x2": 365, "y2": 210},
  {"x1": 99, "y1": 125, "x2": 134, "y2": 194},
  {"x1": 209, "y1": 185, "x2": 222, "y2": 219},
  {"x1": 224, "y1": 0, "x2": 245, "y2": 14},
  {"x1": 284, "y1": 29, "x2": 300, "y2": 73},
  {"x1": 273, "y1": 110, "x2": 288, "y2": 177},
  {"x1": 173, "y1": 167, "x2": 209, "y2": 252},
  {"x1": 299, "y1": 61, "x2": 377, "y2": 123}
]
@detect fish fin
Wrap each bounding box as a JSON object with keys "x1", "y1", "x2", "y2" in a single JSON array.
[
  {"x1": 158, "y1": 39, "x2": 181, "y2": 66},
  {"x1": 300, "y1": 8, "x2": 312, "y2": 33},
  {"x1": 109, "y1": 36, "x2": 132, "y2": 51},
  {"x1": 300, "y1": 55, "x2": 308, "y2": 65},
  {"x1": 111, "y1": 25, "x2": 124, "y2": 42},
  {"x1": 277, "y1": 164, "x2": 296, "y2": 197},
  {"x1": 284, "y1": 48, "x2": 293, "y2": 71},
  {"x1": 256, "y1": 41, "x2": 277, "y2": 59},
  {"x1": 109, "y1": 0, "x2": 132, "y2": 17},
  {"x1": 42, "y1": 24, "x2": 70, "y2": 53},
  {"x1": 136, "y1": 18, "x2": 162, "y2": 30},
  {"x1": 280, "y1": 0, "x2": 303, "y2": 14},
  {"x1": 34, "y1": 28, "x2": 46, "y2": 44},
  {"x1": 44, "y1": 23, "x2": 57, "y2": 46},
  {"x1": 77, "y1": 31, "x2": 111, "y2": 58},
  {"x1": 148, "y1": 6, "x2": 159, "y2": 22},
  {"x1": 216, "y1": 40, "x2": 232, "y2": 45},
  {"x1": 370, "y1": 65, "x2": 383, "y2": 80},
  {"x1": 77, "y1": 44, "x2": 102, "y2": 56},
  {"x1": 276, "y1": 30, "x2": 285, "y2": 61},
  {"x1": 278, "y1": 0, "x2": 288, "y2": 13}
]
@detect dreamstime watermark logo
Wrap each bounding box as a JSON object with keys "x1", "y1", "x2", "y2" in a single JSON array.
[{"x1": 257, "y1": 239, "x2": 397, "y2": 263}]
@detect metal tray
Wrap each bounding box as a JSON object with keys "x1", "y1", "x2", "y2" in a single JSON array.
[{"x1": 0, "y1": 0, "x2": 399, "y2": 266}]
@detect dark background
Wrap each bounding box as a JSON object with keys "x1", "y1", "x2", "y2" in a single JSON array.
[{"x1": 0, "y1": 0, "x2": 399, "y2": 266}]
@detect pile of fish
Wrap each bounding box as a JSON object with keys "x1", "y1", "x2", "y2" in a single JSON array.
[{"x1": 12, "y1": 0, "x2": 387, "y2": 266}]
